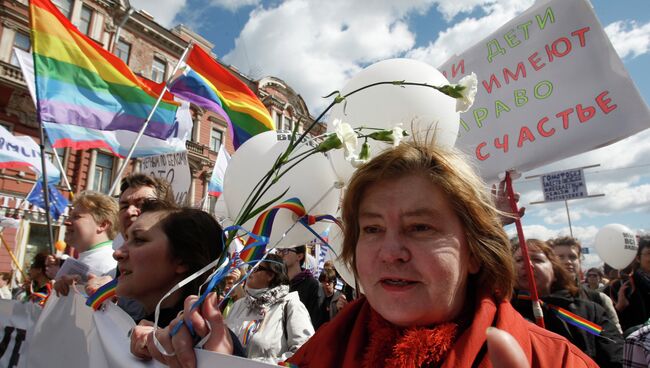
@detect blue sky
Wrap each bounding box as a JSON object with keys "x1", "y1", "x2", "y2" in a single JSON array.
[{"x1": 132, "y1": 0, "x2": 650, "y2": 268}]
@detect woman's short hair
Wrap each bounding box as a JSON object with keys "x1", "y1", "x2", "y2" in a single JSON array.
[
  {"x1": 72, "y1": 191, "x2": 119, "y2": 239},
  {"x1": 140, "y1": 200, "x2": 224, "y2": 297},
  {"x1": 261, "y1": 253, "x2": 289, "y2": 288},
  {"x1": 340, "y1": 140, "x2": 515, "y2": 300},
  {"x1": 512, "y1": 239, "x2": 578, "y2": 296}
]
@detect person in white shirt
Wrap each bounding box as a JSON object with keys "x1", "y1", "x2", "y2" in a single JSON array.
[
  {"x1": 0, "y1": 272, "x2": 12, "y2": 299},
  {"x1": 54, "y1": 191, "x2": 118, "y2": 295}
]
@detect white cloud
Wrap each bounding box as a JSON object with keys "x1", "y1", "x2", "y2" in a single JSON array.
[
  {"x1": 407, "y1": 0, "x2": 533, "y2": 67},
  {"x1": 130, "y1": 0, "x2": 187, "y2": 27},
  {"x1": 223, "y1": 0, "x2": 426, "y2": 111},
  {"x1": 209, "y1": 0, "x2": 261, "y2": 12},
  {"x1": 605, "y1": 20, "x2": 650, "y2": 59}
]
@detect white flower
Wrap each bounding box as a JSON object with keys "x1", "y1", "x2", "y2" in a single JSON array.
[
  {"x1": 349, "y1": 156, "x2": 367, "y2": 168},
  {"x1": 455, "y1": 72, "x2": 478, "y2": 113},
  {"x1": 333, "y1": 119, "x2": 358, "y2": 161},
  {"x1": 391, "y1": 126, "x2": 405, "y2": 147}
]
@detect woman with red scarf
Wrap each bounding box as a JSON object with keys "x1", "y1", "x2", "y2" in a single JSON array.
[{"x1": 149, "y1": 141, "x2": 598, "y2": 368}]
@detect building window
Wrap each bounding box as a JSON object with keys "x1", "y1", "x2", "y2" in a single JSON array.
[
  {"x1": 52, "y1": 0, "x2": 72, "y2": 18},
  {"x1": 210, "y1": 129, "x2": 223, "y2": 151},
  {"x1": 282, "y1": 116, "x2": 292, "y2": 131},
  {"x1": 274, "y1": 113, "x2": 282, "y2": 129},
  {"x1": 115, "y1": 39, "x2": 131, "y2": 65},
  {"x1": 10, "y1": 32, "x2": 30, "y2": 66},
  {"x1": 44, "y1": 146, "x2": 65, "y2": 166},
  {"x1": 78, "y1": 5, "x2": 93, "y2": 36},
  {"x1": 152, "y1": 57, "x2": 167, "y2": 83},
  {"x1": 93, "y1": 153, "x2": 114, "y2": 194}
]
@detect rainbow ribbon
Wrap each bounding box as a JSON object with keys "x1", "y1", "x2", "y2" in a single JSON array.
[
  {"x1": 278, "y1": 362, "x2": 299, "y2": 367},
  {"x1": 86, "y1": 278, "x2": 117, "y2": 310},
  {"x1": 241, "y1": 319, "x2": 263, "y2": 347},
  {"x1": 516, "y1": 291, "x2": 603, "y2": 336}
]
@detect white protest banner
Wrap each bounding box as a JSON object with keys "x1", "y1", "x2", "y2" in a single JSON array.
[
  {"x1": 0, "y1": 300, "x2": 41, "y2": 368},
  {"x1": 140, "y1": 150, "x2": 192, "y2": 205},
  {"x1": 0, "y1": 125, "x2": 61, "y2": 185},
  {"x1": 541, "y1": 168, "x2": 587, "y2": 202},
  {"x1": 439, "y1": 0, "x2": 650, "y2": 181},
  {"x1": 19, "y1": 292, "x2": 285, "y2": 368}
]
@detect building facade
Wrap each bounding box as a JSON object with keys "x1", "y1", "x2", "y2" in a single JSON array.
[{"x1": 0, "y1": 0, "x2": 319, "y2": 276}]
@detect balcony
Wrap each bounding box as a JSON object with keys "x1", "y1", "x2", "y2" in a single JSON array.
[{"x1": 0, "y1": 61, "x2": 26, "y2": 87}]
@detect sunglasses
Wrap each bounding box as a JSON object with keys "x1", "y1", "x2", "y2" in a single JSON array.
[
  {"x1": 277, "y1": 249, "x2": 298, "y2": 255},
  {"x1": 253, "y1": 266, "x2": 272, "y2": 273}
]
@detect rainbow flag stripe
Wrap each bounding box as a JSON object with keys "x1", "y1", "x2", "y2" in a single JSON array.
[
  {"x1": 86, "y1": 278, "x2": 118, "y2": 310},
  {"x1": 30, "y1": 0, "x2": 179, "y2": 140},
  {"x1": 169, "y1": 45, "x2": 274, "y2": 149},
  {"x1": 238, "y1": 198, "x2": 306, "y2": 264}
]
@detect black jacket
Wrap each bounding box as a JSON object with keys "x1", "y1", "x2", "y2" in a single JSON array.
[
  {"x1": 290, "y1": 269, "x2": 323, "y2": 328},
  {"x1": 512, "y1": 289, "x2": 624, "y2": 367},
  {"x1": 605, "y1": 270, "x2": 650, "y2": 334}
]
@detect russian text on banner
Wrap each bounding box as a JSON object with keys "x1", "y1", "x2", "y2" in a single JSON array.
[
  {"x1": 29, "y1": 0, "x2": 179, "y2": 140},
  {"x1": 169, "y1": 45, "x2": 275, "y2": 149}
]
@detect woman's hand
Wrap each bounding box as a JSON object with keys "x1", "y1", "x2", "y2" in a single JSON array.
[
  {"x1": 130, "y1": 320, "x2": 154, "y2": 360},
  {"x1": 336, "y1": 294, "x2": 348, "y2": 311},
  {"x1": 53, "y1": 274, "x2": 80, "y2": 297},
  {"x1": 85, "y1": 274, "x2": 113, "y2": 297},
  {"x1": 615, "y1": 281, "x2": 631, "y2": 311},
  {"x1": 492, "y1": 180, "x2": 525, "y2": 226},
  {"x1": 149, "y1": 292, "x2": 234, "y2": 368}
]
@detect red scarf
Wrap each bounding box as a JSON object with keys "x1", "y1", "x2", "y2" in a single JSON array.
[{"x1": 363, "y1": 309, "x2": 458, "y2": 368}]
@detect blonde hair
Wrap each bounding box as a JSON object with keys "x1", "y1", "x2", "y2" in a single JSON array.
[
  {"x1": 341, "y1": 140, "x2": 514, "y2": 300},
  {"x1": 72, "y1": 191, "x2": 119, "y2": 239}
]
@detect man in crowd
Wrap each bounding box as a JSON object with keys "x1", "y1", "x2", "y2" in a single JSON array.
[
  {"x1": 550, "y1": 236, "x2": 622, "y2": 333},
  {"x1": 54, "y1": 191, "x2": 119, "y2": 295},
  {"x1": 279, "y1": 245, "x2": 323, "y2": 328}
]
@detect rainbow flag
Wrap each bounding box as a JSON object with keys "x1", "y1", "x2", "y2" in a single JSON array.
[
  {"x1": 29, "y1": 0, "x2": 179, "y2": 140},
  {"x1": 208, "y1": 144, "x2": 230, "y2": 197},
  {"x1": 169, "y1": 45, "x2": 274, "y2": 149}
]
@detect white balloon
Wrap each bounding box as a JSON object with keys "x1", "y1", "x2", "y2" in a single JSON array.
[
  {"x1": 594, "y1": 224, "x2": 638, "y2": 269},
  {"x1": 213, "y1": 195, "x2": 229, "y2": 219},
  {"x1": 324, "y1": 224, "x2": 358, "y2": 290},
  {"x1": 223, "y1": 131, "x2": 340, "y2": 248},
  {"x1": 327, "y1": 58, "x2": 460, "y2": 182}
]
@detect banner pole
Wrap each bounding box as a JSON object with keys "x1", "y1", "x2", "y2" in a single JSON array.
[
  {"x1": 108, "y1": 41, "x2": 194, "y2": 195},
  {"x1": 505, "y1": 171, "x2": 545, "y2": 328}
]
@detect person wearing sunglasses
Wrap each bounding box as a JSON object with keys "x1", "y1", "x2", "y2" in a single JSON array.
[{"x1": 221, "y1": 253, "x2": 313, "y2": 363}]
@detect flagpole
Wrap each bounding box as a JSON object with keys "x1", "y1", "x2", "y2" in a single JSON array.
[
  {"x1": 47, "y1": 141, "x2": 74, "y2": 199},
  {"x1": 108, "y1": 41, "x2": 194, "y2": 195},
  {"x1": 28, "y1": 8, "x2": 55, "y2": 253}
]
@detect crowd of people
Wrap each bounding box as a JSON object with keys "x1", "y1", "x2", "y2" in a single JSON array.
[{"x1": 2, "y1": 140, "x2": 650, "y2": 367}]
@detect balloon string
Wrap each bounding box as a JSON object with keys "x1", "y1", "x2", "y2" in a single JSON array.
[{"x1": 505, "y1": 171, "x2": 545, "y2": 328}]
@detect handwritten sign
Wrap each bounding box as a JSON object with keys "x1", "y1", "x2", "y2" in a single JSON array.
[
  {"x1": 541, "y1": 168, "x2": 587, "y2": 202},
  {"x1": 140, "y1": 150, "x2": 191, "y2": 205},
  {"x1": 439, "y1": 0, "x2": 650, "y2": 181}
]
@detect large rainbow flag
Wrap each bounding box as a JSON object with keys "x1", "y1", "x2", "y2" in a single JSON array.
[
  {"x1": 29, "y1": 0, "x2": 179, "y2": 140},
  {"x1": 169, "y1": 45, "x2": 274, "y2": 149}
]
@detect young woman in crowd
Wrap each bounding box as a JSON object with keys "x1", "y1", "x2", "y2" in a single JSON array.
[
  {"x1": 115, "y1": 200, "x2": 245, "y2": 359},
  {"x1": 148, "y1": 140, "x2": 601, "y2": 368},
  {"x1": 512, "y1": 239, "x2": 623, "y2": 367}
]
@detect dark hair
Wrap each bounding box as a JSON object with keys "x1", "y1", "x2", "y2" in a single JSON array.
[
  {"x1": 637, "y1": 235, "x2": 650, "y2": 258},
  {"x1": 319, "y1": 268, "x2": 337, "y2": 283},
  {"x1": 586, "y1": 267, "x2": 603, "y2": 278},
  {"x1": 260, "y1": 253, "x2": 289, "y2": 288},
  {"x1": 140, "y1": 200, "x2": 224, "y2": 297},
  {"x1": 512, "y1": 239, "x2": 578, "y2": 296},
  {"x1": 293, "y1": 245, "x2": 307, "y2": 267},
  {"x1": 120, "y1": 173, "x2": 175, "y2": 203},
  {"x1": 0, "y1": 272, "x2": 12, "y2": 282},
  {"x1": 548, "y1": 236, "x2": 582, "y2": 256},
  {"x1": 30, "y1": 252, "x2": 48, "y2": 273}
]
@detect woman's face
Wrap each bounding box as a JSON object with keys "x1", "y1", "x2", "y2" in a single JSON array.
[
  {"x1": 113, "y1": 212, "x2": 187, "y2": 311},
  {"x1": 514, "y1": 246, "x2": 554, "y2": 296},
  {"x1": 355, "y1": 175, "x2": 479, "y2": 327},
  {"x1": 246, "y1": 264, "x2": 274, "y2": 290}
]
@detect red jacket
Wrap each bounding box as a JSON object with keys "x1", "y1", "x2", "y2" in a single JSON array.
[{"x1": 288, "y1": 294, "x2": 597, "y2": 367}]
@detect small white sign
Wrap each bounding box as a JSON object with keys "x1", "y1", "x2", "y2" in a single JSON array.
[
  {"x1": 541, "y1": 168, "x2": 587, "y2": 202},
  {"x1": 140, "y1": 150, "x2": 191, "y2": 205}
]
